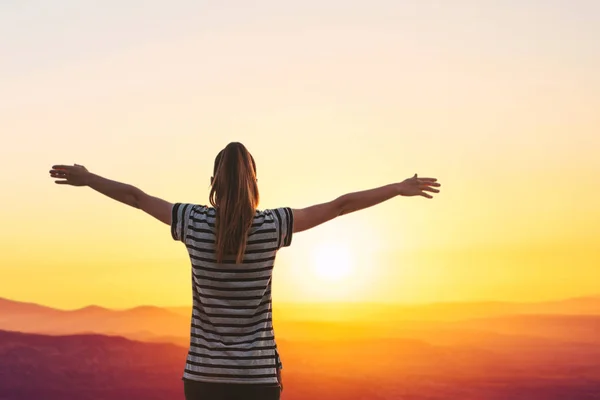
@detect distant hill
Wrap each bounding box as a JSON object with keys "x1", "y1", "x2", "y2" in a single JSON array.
[
  {"x1": 0, "y1": 298, "x2": 61, "y2": 315},
  {"x1": 451, "y1": 314, "x2": 600, "y2": 344},
  {"x1": 2, "y1": 296, "x2": 600, "y2": 345},
  {"x1": 0, "y1": 329, "x2": 186, "y2": 400},
  {"x1": 1, "y1": 329, "x2": 599, "y2": 400},
  {"x1": 272, "y1": 295, "x2": 600, "y2": 322},
  {"x1": 0, "y1": 298, "x2": 189, "y2": 338},
  {"x1": 165, "y1": 306, "x2": 191, "y2": 316}
]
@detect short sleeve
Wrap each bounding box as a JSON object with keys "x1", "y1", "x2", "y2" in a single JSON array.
[
  {"x1": 171, "y1": 203, "x2": 194, "y2": 242},
  {"x1": 272, "y1": 207, "x2": 294, "y2": 249}
]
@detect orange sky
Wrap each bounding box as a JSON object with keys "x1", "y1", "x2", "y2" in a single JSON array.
[{"x1": 1, "y1": 1, "x2": 599, "y2": 309}]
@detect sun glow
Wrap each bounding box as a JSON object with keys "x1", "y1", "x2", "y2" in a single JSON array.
[{"x1": 311, "y1": 242, "x2": 355, "y2": 282}]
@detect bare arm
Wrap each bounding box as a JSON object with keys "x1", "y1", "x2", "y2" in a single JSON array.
[
  {"x1": 292, "y1": 174, "x2": 440, "y2": 233},
  {"x1": 49, "y1": 164, "x2": 173, "y2": 225}
]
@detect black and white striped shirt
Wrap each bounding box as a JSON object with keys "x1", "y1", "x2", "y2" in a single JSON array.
[{"x1": 171, "y1": 203, "x2": 293, "y2": 385}]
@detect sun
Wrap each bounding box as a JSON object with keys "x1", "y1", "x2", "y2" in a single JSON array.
[{"x1": 310, "y1": 242, "x2": 354, "y2": 282}]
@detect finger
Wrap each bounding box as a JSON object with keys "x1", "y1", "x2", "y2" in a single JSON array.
[
  {"x1": 420, "y1": 182, "x2": 441, "y2": 187},
  {"x1": 418, "y1": 177, "x2": 438, "y2": 182},
  {"x1": 421, "y1": 187, "x2": 440, "y2": 193},
  {"x1": 420, "y1": 192, "x2": 433, "y2": 199},
  {"x1": 52, "y1": 165, "x2": 73, "y2": 171},
  {"x1": 54, "y1": 180, "x2": 72, "y2": 185},
  {"x1": 49, "y1": 171, "x2": 68, "y2": 177}
]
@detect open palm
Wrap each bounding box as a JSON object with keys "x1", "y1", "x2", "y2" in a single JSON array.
[
  {"x1": 49, "y1": 164, "x2": 91, "y2": 186},
  {"x1": 398, "y1": 174, "x2": 441, "y2": 199}
]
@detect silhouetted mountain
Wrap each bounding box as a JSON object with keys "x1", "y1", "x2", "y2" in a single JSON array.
[
  {"x1": 0, "y1": 330, "x2": 186, "y2": 400},
  {"x1": 0, "y1": 297, "x2": 189, "y2": 338},
  {"x1": 1, "y1": 328, "x2": 599, "y2": 400},
  {"x1": 165, "y1": 306, "x2": 191, "y2": 317},
  {"x1": 3, "y1": 296, "x2": 600, "y2": 352},
  {"x1": 453, "y1": 314, "x2": 600, "y2": 344},
  {"x1": 273, "y1": 295, "x2": 600, "y2": 322},
  {"x1": 3, "y1": 295, "x2": 600, "y2": 342},
  {"x1": 0, "y1": 298, "x2": 61, "y2": 315}
]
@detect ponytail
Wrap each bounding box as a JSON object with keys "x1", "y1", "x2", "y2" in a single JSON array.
[{"x1": 209, "y1": 142, "x2": 259, "y2": 263}]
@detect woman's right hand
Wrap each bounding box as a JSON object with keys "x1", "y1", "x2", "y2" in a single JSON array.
[
  {"x1": 49, "y1": 164, "x2": 92, "y2": 187},
  {"x1": 397, "y1": 174, "x2": 441, "y2": 199}
]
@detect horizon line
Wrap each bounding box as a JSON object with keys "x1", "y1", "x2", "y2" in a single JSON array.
[{"x1": 2, "y1": 293, "x2": 599, "y2": 313}]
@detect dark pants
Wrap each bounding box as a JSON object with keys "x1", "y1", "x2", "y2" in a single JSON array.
[{"x1": 183, "y1": 380, "x2": 281, "y2": 400}]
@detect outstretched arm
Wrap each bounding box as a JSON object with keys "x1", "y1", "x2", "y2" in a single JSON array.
[
  {"x1": 49, "y1": 164, "x2": 173, "y2": 225},
  {"x1": 292, "y1": 174, "x2": 440, "y2": 233}
]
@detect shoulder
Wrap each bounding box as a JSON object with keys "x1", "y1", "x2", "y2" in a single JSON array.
[
  {"x1": 173, "y1": 203, "x2": 215, "y2": 218},
  {"x1": 259, "y1": 207, "x2": 293, "y2": 224},
  {"x1": 256, "y1": 208, "x2": 285, "y2": 217},
  {"x1": 192, "y1": 204, "x2": 215, "y2": 214}
]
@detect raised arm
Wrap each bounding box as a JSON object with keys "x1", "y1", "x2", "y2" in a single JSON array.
[
  {"x1": 49, "y1": 164, "x2": 173, "y2": 225},
  {"x1": 292, "y1": 174, "x2": 440, "y2": 233}
]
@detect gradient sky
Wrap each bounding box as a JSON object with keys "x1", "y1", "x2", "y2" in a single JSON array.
[{"x1": 1, "y1": 1, "x2": 599, "y2": 309}]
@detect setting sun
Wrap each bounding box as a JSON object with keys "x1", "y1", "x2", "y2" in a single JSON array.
[{"x1": 311, "y1": 242, "x2": 354, "y2": 282}]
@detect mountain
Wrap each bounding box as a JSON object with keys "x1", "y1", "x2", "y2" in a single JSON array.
[
  {"x1": 0, "y1": 298, "x2": 189, "y2": 338},
  {"x1": 0, "y1": 329, "x2": 186, "y2": 400},
  {"x1": 273, "y1": 295, "x2": 600, "y2": 323},
  {"x1": 2, "y1": 296, "x2": 600, "y2": 346},
  {"x1": 0, "y1": 298, "x2": 61, "y2": 315},
  {"x1": 452, "y1": 314, "x2": 600, "y2": 344},
  {"x1": 164, "y1": 306, "x2": 191, "y2": 317},
  {"x1": 1, "y1": 329, "x2": 599, "y2": 400}
]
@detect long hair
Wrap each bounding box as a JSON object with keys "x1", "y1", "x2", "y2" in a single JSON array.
[{"x1": 209, "y1": 142, "x2": 260, "y2": 264}]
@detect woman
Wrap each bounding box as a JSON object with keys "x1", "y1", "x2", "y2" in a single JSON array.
[{"x1": 49, "y1": 142, "x2": 440, "y2": 400}]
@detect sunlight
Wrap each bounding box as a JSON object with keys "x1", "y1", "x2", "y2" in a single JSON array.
[{"x1": 311, "y1": 242, "x2": 354, "y2": 282}]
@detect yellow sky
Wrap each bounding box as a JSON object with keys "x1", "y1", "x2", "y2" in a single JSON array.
[{"x1": 1, "y1": 1, "x2": 599, "y2": 309}]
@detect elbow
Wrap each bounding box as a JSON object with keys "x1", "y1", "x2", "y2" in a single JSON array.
[
  {"x1": 334, "y1": 196, "x2": 349, "y2": 216},
  {"x1": 128, "y1": 187, "x2": 143, "y2": 209},
  {"x1": 129, "y1": 196, "x2": 141, "y2": 209}
]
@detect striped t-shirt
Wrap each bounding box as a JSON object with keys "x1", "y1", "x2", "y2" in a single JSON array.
[{"x1": 171, "y1": 203, "x2": 293, "y2": 385}]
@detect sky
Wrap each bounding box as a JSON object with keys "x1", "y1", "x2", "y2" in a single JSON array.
[{"x1": 1, "y1": 1, "x2": 599, "y2": 309}]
